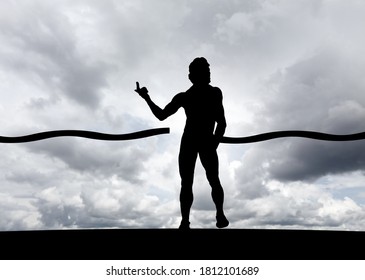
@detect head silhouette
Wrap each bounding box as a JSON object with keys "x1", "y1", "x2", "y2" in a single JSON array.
[{"x1": 188, "y1": 57, "x2": 211, "y2": 85}]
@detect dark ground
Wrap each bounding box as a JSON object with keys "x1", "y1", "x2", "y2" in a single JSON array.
[{"x1": 1, "y1": 228, "x2": 363, "y2": 260}]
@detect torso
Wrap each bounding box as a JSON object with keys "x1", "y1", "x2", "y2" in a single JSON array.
[{"x1": 179, "y1": 84, "x2": 221, "y2": 139}]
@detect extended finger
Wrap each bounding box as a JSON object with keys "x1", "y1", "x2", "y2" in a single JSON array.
[{"x1": 136, "y1": 81, "x2": 140, "y2": 90}]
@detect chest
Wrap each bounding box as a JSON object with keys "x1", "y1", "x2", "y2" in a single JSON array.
[{"x1": 182, "y1": 91, "x2": 218, "y2": 118}]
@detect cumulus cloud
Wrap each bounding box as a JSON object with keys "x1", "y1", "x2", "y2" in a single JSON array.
[
  {"x1": 227, "y1": 180, "x2": 365, "y2": 230},
  {"x1": 0, "y1": 193, "x2": 41, "y2": 230},
  {"x1": 33, "y1": 177, "x2": 180, "y2": 229}
]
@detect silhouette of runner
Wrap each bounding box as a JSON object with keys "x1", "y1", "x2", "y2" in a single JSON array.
[{"x1": 135, "y1": 57, "x2": 229, "y2": 229}]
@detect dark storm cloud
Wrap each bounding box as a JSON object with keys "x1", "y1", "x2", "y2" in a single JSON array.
[
  {"x1": 0, "y1": 1, "x2": 110, "y2": 109},
  {"x1": 5, "y1": 168, "x2": 51, "y2": 187},
  {"x1": 25, "y1": 138, "x2": 154, "y2": 184},
  {"x1": 248, "y1": 48, "x2": 365, "y2": 182},
  {"x1": 271, "y1": 141, "x2": 365, "y2": 182}
]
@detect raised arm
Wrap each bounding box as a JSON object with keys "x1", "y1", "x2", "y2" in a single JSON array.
[{"x1": 135, "y1": 82, "x2": 181, "y2": 121}]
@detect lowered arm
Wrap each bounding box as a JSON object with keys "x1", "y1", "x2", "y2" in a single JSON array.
[{"x1": 213, "y1": 88, "x2": 227, "y2": 145}]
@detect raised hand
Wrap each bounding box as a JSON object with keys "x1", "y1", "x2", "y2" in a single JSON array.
[{"x1": 135, "y1": 82, "x2": 149, "y2": 99}]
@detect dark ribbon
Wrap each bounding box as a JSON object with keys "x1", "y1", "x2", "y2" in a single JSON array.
[
  {"x1": 221, "y1": 130, "x2": 365, "y2": 144},
  {"x1": 0, "y1": 128, "x2": 170, "y2": 143}
]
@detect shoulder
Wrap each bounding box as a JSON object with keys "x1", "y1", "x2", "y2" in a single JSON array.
[
  {"x1": 170, "y1": 91, "x2": 187, "y2": 104},
  {"x1": 210, "y1": 85, "x2": 223, "y2": 99},
  {"x1": 173, "y1": 91, "x2": 187, "y2": 100}
]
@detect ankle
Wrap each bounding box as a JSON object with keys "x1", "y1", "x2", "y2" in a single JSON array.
[{"x1": 179, "y1": 219, "x2": 190, "y2": 229}]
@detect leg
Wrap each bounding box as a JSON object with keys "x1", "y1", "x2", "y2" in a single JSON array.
[
  {"x1": 199, "y1": 146, "x2": 229, "y2": 228},
  {"x1": 178, "y1": 139, "x2": 198, "y2": 229}
]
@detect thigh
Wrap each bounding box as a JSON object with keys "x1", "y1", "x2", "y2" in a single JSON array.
[
  {"x1": 199, "y1": 145, "x2": 219, "y2": 175},
  {"x1": 178, "y1": 138, "x2": 198, "y2": 178}
]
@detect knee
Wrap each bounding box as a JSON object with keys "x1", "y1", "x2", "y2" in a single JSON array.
[
  {"x1": 180, "y1": 188, "x2": 193, "y2": 202},
  {"x1": 180, "y1": 175, "x2": 194, "y2": 187},
  {"x1": 206, "y1": 172, "x2": 220, "y2": 185}
]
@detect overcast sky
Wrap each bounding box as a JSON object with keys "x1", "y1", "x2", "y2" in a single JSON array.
[{"x1": 1, "y1": 0, "x2": 365, "y2": 231}]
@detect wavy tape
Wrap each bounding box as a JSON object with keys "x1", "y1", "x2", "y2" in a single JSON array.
[
  {"x1": 0, "y1": 128, "x2": 170, "y2": 143},
  {"x1": 221, "y1": 130, "x2": 365, "y2": 144}
]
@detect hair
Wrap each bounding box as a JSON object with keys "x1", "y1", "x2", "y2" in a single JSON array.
[
  {"x1": 188, "y1": 57, "x2": 210, "y2": 84},
  {"x1": 189, "y1": 57, "x2": 210, "y2": 74}
]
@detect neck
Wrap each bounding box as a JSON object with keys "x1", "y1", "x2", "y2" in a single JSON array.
[{"x1": 193, "y1": 82, "x2": 210, "y2": 87}]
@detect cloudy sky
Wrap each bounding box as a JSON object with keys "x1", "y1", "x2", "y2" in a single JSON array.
[{"x1": 1, "y1": 0, "x2": 365, "y2": 231}]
